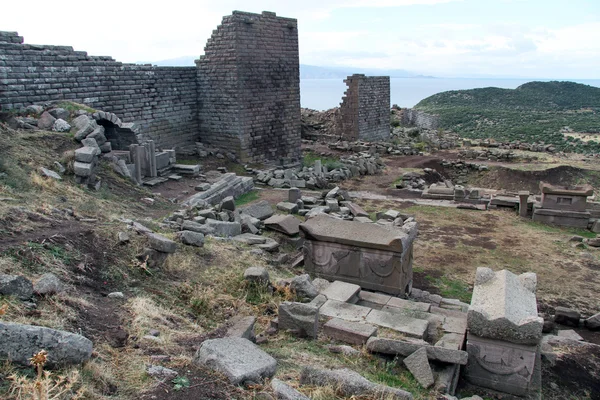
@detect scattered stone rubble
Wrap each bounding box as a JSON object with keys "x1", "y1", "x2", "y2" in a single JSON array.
[
  {"x1": 252, "y1": 155, "x2": 384, "y2": 190},
  {"x1": 465, "y1": 139, "x2": 556, "y2": 153},
  {"x1": 458, "y1": 148, "x2": 535, "y2": 162}
]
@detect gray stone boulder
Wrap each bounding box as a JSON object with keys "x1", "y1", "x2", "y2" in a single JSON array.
[
  {"x1": 72, "y1": 115, "x2": 97, "y2": 141},
  {"x1": 585, "y1": 312, "x2": 600, "y2": 330},
  {"x1": 179, "y1": 231, "x2": 205, "y2": 247},
  {"x1": 0, "y1": 274, "x2": 33, "y2": 300},
  {"x1": 37, "y1": 111, "x2": 56, "y2": 130},
  {"x1": 244, "y1": 267, "x2": 270, "y2": 285},
  {"x1": 272, "y1": 378, "x2": 310, "y2": 400},
  {"x1": 146, "y1": 233, "x2": 177, "y2": 253},
  {"x1": 554, "y1": 307, "x2": 581, "y2": 327},
  {"x1": 240, "y1": 200, "x2": 274, "y2": 220},
  {"x1": 300, "y1": 366, "x2": 412, "y2": 400},
  {"x1": 220, "y1": 196, "x2": 236, "y2": 212},
  {"x1": 33, "y1": 273, "x2": 64, "y2": 296},
  {"x1": 278, "y1": 302, "x2": 319, "y2": 339},
  {"x1": 225, "y1": 315, "x2": 256, "y2": 342},
  {"x1": 264, "y1": 215, "x2": 301, "y2": 236},
  {"x1": 181, "y1": 220, "x2": 215, "y2": 235},
  {"x1": 147, "y1": 365, "x2": 178, "y2": 381},
  {"x1": 49, "y1": 108, "x2": 70, "y2": 120},
  {"x1": 52, "y1": 119, "x2": 71, "y2": 132},
  {"x1": 39, "y1": 167, "x2": 61, "y2": 180},
  {"x1": 194, "y1": 337, "x2": 277, "y2": 385},
  {"x1": 290, "y1": 274, "x2": 319, "y2": 301},
  {"x1": 0, "y1": 322, "x2": 93, "y2": 367}
]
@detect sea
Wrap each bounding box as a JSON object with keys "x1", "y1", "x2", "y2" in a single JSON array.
[{"x1": 299, "y1": 78, "x2": 600, "y2": 110}]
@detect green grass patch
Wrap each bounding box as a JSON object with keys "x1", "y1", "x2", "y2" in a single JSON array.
[
  {"x1": 55, "y1": 101, "x2": 96, "y2": 114},
  {"x1": 426, "y1": 275, "x2": 472, "y2": 303},
  {"x1": 303, "y1": 151, "x2": 344, "y2": 170},
  {"x1": 235, "y1": 190, "x2": 260, "y2": 207},
  {"x1": 522, "y1": 220, "x2": 596, "y2": 238}
]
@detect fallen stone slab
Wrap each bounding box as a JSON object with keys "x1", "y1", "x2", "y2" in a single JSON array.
[
  {"x1": 257, "y1": 238, "x2": 280, "y2": 252},
  {"x1": 557, "y1": 329, "x2": 583, "y2": 341},
  {"x1": 244, "y1": 267, "x2": 270, "y2": 285},
  {"x1": 146, "y1": 232, "x2": 177, "y2": 253},
  {"x1": 179, "y1": 231, "x2": 205, "y2": 247},
  {"x1": 264, "y1": 215, "x2": 301, "y2": 236},
  {"x1": 0, "y1": 322, "x2": 93, "y2": 367},
  {"x1": 321, "y1": 280, "x2": 360, "y2": 303},
  {"x1": 366, "y1": 337, "x2": 468, "y2": 365},
  {"x1": 468, "y1": 268, "x2": 542, "y2": 344},
  {"x1": 386, "y1": 297, "x2": 431, "y2": 312},
  {"x1": 272, "y1": 378, "x2": 310, "y2": 400},
  {"x1": 0, "y1": 274, "x2": 33, "y2": 300},
  {"x1": 358, "y1": 290, "x2": 391, "y2": 308},
  {"x1": 300, "y1": 366, "x2": 413, "y2": 400},
  {"x1": 319, "y1": 300, "x2": 371, "y2": 322},
  {"x1": 205, "y1": 220, "x2": 242, "y2": 237},
  {"x1": 434, "y1": 333, "x2": 465, "y2": 350},
  {"x1": 181, "y1": 220, "x2": 215, "y2": 235},
  {"x1": 232, "y1": 233, "x2": 267, "y2": 245},
  {"x1": 278, "y1": 302, "x2": 319, "y2": 338},
  {"x1": 277, "y1": 201, "x2": 299, "y2": 214},
  {"x1": 225, "y1": 315, "x2": 256, "y2": 342},
  {"x1": 39, "y1": 167, "x2": 61, "y2": 180},
  {"x1": 365, "y1": 309, "x2": 429, "y2": 339},
  {"x1": 403, "y1": 347, "x2": 434, "y2": 389},
  {"x1": 194, "y1": 337, "x2": 276, "y2": 385},
  {"x1": 324, "y1": 318, "x2": 377, "y2": 345},
  {"x1": 240, "y1": 200, "x2": 274, "y2": 220},
  {"x1": 75, "y1": 146, "x2": 98, "y2": 163}
]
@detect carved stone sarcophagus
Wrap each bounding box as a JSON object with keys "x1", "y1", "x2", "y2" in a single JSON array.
[{"x1": 299, "y1": 215, "x2": 418, "y2": 296}]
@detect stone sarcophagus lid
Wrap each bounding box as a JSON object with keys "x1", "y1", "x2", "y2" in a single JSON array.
[
  {"x1": 465, "y1": 268, "x2": 543, "y2": 397},
  {"x1": 299, "y1": 215, "x2": 417, "y2": 296}
]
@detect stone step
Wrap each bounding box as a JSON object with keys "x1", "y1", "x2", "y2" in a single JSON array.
[
  {"x1": 386, "y1": 297, "x2": 431, "y2": 312},
  {"x1": 357, "y1": 290, "x2": 391, "y2": 309},
  {"x1": 366, "y1": 337, "x2": 468, "y2": 365},
  {"x1": 321, "y1": 281, "x2": 361, "y2": 303},
  {"x1": 323, "y1": 318, "x2": 378, "y2": 345},
  {"x1": 319, "y1": 300, "x2": 371, "y2": 322}
]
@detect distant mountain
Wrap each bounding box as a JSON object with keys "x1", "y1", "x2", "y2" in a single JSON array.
[
  {"x1": 136, "y1": 57, "x2": 429, "y2": 79},
  {"x1": 414, "y1": 81, "x2": 600, "y2": 153}
]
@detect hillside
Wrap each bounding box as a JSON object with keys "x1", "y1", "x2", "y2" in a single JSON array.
[{"x1": 414, "y1": 81, "x2": 600, "y2": 153}]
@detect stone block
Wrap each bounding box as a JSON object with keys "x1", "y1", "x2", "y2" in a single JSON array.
[
  {"x1": 323, "y1": 318, "x2": 377, "y2": 345},
  {"x1": 468, "y1": 268, "x2": 542, "y2": 345},
  {"x1": 194, "y1": 337, "x2": 276, "y2": 385},
  {"x1": 554, "y1": 306, "x2": 580, "y2": 327},
  {"x1": 225, "y1": 316, "x2": 256, "y2": 342},
  {"x1": 277, "y1": 201, "x2": 299, "y2": 214},
  {"x1": 74, "y1": 146, "x2": 98, "y2": 163},
  {"x1": 366, "y1": 337, "x2": 468, "y2": 365},
  {"x1": 365, "y1": 309, "x2": 429, "y2": 339},
  {"x1": 386, "y1": 297, "x2": 431, "y2": 312},
  {"x1": 240, "y1": 200, "x2": 274, "y2": 220},
  {"x1": 205, "y1": 220, "x2": 242, "y2": 237},
  {"x1": 264, "y1": 214, "x2": 301, "y2": 236},
  {"x1": 357, "y1": 290, "x2": 391, "y2": 308},
  {"x1": 146, "y1": 233, "x2": 177, "y2": 253},
  {"x1": 278, "y1": 302, "x2": 319, "y2": 338},
  {"x1": 319, "y1": 300, "x2": 371, "y2": 322},
  {"x1": 403, "y1": 347, "x2": 434, "y2": 389},
  {"x1": 321, "y1": 280, "x2": 360, "y2": 303},
  {"x1": 73, "y1": 161, "x2": 94, "y2": 177}
]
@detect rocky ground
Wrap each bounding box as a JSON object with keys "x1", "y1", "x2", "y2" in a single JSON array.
[{"x1": 1, "y1": 118, "x2": 600, "y2": 400}]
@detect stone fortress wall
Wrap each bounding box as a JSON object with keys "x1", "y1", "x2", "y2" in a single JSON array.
[
  {"x1": 197, "y1": 11, "x2": 301, "y2": 163},
  {"x1": 337, "y1": 74, "x2": 390, "y2": 141},
  {"x1": 0, "y1": 32, "x2": 198, "y2": 150},
  {"x1": 0, "y1": 11, "x2": 301, "y2": 162}
]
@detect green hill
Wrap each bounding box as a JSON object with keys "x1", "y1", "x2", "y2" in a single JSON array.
[{"x1": 414, "y1": 81, "x2": 600, "y2": 153}]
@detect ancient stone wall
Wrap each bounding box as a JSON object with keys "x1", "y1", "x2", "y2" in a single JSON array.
[
  {"x1": 337, "y1": 75, "x2": 390, "y2": 141},
  {"x1": 0, "y1": 32, "x2": 198, "y2": 150},
  {"x1": 197, "y1": 11, "x2": 301, "y2": 163},
  {"x1": 401, "y1": 109, "x2": 440, "y2": 130}
]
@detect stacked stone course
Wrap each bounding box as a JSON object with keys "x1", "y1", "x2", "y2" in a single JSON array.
[
  {"x1": 0, "y1": 31, "x2": 198, "y2": 150},
  {"x1": 197, "y1": 11, "x2": 301, "y2": 163},
  {"x1": 337, "y1": 74, "x2": 390, "y2": 141}
]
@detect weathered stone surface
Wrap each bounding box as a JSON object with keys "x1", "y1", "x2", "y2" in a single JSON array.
[
  {"x1": 366, "y1": 337, "x2": 468, "y2": 365},
  {"x1": 358, "y1": 291, "x2": 391, "y2": 308},
  {"x1": 53, "y1": 118, "x2": 71, "y2": 132},
  {"x1": 277, "y1": 201, "x2": 299, "y2": 214},
  {"x1": 226, "y1": 315, "x2": 256, "y2": 342},
  {"x1": 179, "y1": 231, "x2": 205, "y2": 247},
  {"x1": 181, "y1": 220, "x2": 215, "y2": 235},
  {"x1": 366, "y1": 309, "x2": 429, "y2": 339},
  {"x1": 313, "y1": 278, "x2": 331, "y2": 292},
  {"x1": 554, "y1": 306, "x2": 580, "y2": 327},
  {"x1": 323, "y1": 318, "x2": 377, "y2": 345},
  {"x1": 244, "y1": 267, "x2": 270, "y2": 284},
  {"x1": 278, "y1": 302, "x2": 319, "y2": 338},
  {"x1": 37, "y1": 111, "x2": 56, "y2": 130},
  {"x1": 584, "y1": 312, "x2": 600, "y2": 330},
  {"x1": 147, "y1": 365, "x2": 178, "y2": 381},
  {"x1": 434, "y1": 333, "x2": 465, "y2": 350},
  {"x1": 272, "y1": 378, "x2": 310, "y2": 400},
  {"x1": 205, "y1": 220, "x2": 242, "y2": 237},
  {"x1": 0, "y1": 274, "x2": 33, "y2": 300},
  {"x1": 319, "y1": 300, "x2": 371, "y2": 322},
  {"x1": 75, "y1": 146, "x2": 98, "y2": 163},
  {"x1": 300, "y1": 367, "x2": 412, "y2": 400},
  {"x1": 220, "y1": 196, "x2": 235, "y2": 212},
  {"x1": 39, "y1": 167, "x2": 61, "y2": 180},
  {"x1": 232, "y1": 233, "x2": 267, "y2": 245},
  {"x1": 264, "y1": 215, "x2": 301, "y2": 236},
  {"x1": 146, "y1": 232, "x2": 177, "y2": 253},
  {"x1": 33, "y1": 273, "x2": 64, "y2": 295},
  {"x1": 465, "y1": 334, "x2": 539, "y2": 396},
  {"x1": 321, "y1": 281, "x2": 360, "y2": 303},
  {"x1": 240, "y1": 201, "x2": 274, "y2": 221},
  {"x1": 403, "y1": 347, "x2": 434, "y2": 389},
  {"x1": 557, "y1": 329, "x2": 583, "y2": 341},
  {"x1": 290, "y1": 274, "x2": 319, "y2": 301},
  {"x1": 468, "y1": 268, "x2": 542, "y2": 344},
  {"x1": 0, "y1": 322, "x2": 93, "y2": 367},
  {"x1": 346, "y1": 202, "x2": 369, "y2": 217},
  {"x1": 194, "y1": 337, "x2": 276, "y2": 385},
  {"x1": 73, "y1": 161, "x2": 94, "y2": 177},
  {"x1": 386, "y1": 297, "x2": 431, "y2": 312}
]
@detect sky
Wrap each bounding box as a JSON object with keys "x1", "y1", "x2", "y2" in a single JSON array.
[{"x1": 1, "y1": 0, "x2": 599, "y2": 79}]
